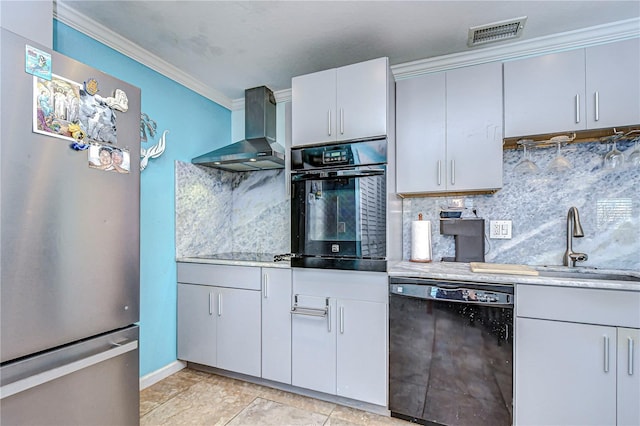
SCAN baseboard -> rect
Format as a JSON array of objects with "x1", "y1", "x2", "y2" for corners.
[{"x1": 139, "y1": 360, "x2": 187, "y2": 390}]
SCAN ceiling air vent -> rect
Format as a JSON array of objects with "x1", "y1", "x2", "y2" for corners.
[{"x1": 468, "y1": 16, "x2": 527, "y2": 47}]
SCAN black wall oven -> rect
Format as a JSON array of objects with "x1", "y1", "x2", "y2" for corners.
[
  {"x1": 389, "y1": 277, "x2": 514, "y2": 426},
  {"x1": 291, "y1": 139, "x2": 387, "y2": 272}
]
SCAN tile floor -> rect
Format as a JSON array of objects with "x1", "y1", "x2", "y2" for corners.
[{"x1": 140, "y1": 368, "x2": 409, "y2": 426}]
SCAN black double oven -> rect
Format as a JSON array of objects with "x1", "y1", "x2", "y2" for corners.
[{"x1": 290, "y1": 138, "x2": 387, "y2": 272}]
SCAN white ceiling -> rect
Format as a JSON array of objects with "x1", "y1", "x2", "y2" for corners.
[{"x1": 57, "y1": 1, "x2": 639, "y2": 107}]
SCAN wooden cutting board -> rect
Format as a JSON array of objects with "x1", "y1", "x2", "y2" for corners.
[{"x1": 470, "y1": 262, "x2": 539, "y2": 276}]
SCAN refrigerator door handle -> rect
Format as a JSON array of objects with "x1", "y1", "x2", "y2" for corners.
[{"x1": 0, "y1": 340, "x2": 138, "y2": 400}]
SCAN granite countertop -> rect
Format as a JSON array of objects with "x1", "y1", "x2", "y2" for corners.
[
  {"x1": 177, "y1": 252, "x2": 291, "y2": 269},
  {"x1": 389, "y1": 261, "x2": 640, "y2": 292}
]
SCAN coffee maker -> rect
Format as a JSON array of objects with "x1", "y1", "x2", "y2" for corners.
[{"x1": 440, "y1": 218, "x2": 485, "y2": 262}]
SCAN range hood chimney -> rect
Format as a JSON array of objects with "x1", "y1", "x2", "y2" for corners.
[{"x1": 192, "y1": 86, "x2": 284, "y2": 171}]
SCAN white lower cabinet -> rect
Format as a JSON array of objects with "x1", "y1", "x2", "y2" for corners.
[
  {"x1": 291, "y1": 294, "x2": 337, "y2": 395},
  {"x1": 515, "y1": 317, "x2": 616, "y2": 426},
  {"x1": 177, "y1": 263, "x2": 262, "y2": 377},
  {"x1": 515, "y1": 284, "x2": 640, "y2": 426},
  {"x1": 261, "y1": 268, "x2": 292, "y2": 384},
  {"x1": 215, "y1": 286, "x2": 261, "y2": 376},
  {"x1": 291, "y1": 269, "x2": 388, "y2": 406},
  {"x1": 177, "y1": 282, "x2": 218, "y2": 367},
  {"x1": 336, "y1": 298, "x2": 387, "y2": 404},
  {"x1": 617, "y1": 327, "x2": 640, "y2": 426},
  {"x1": 177, "y1": 263, "x2": 388, "y2": 406}
]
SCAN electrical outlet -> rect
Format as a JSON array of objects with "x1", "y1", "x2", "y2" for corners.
[{"x1": 490, "y1": 220, "x2": 512, "y2": 239}]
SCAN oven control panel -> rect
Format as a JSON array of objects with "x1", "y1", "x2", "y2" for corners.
[
  {"x1": 322, "y1": 149, "x2": 348, "y2": 164},
  {"x1": 291, "y1": 138, "x2": 387, "y2": 170}
]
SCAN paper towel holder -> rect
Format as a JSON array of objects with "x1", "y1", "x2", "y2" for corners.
[{"x1": 410, "y1": 213, "x2": 433, "y2": 263}]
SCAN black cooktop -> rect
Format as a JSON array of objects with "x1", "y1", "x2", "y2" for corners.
[{"x1": 191, "y1": 252, "x2": 290, "y2": 263}]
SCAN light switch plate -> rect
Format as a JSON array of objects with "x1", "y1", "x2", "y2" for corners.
[{"x1": 490, "y1": 220, "x2": 512, "y2": 239}]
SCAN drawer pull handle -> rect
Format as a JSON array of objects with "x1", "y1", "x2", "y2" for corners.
[
  {"x1": 450, "y1": 159, "x2": 455, "y2": 186},
  {"x1": 604, "y1": 335, "x2": 610, "y2": 373},
  {"x1": 629, "y1": 337, "x2": 635, "y2": 376},
  {"x1": 263, "y1": 273, "x2": 268, "y2": 298},
  {"x1": 290, "y1": 306, "x2": 327, "y2": 317},
  {"x1": 0, "y1": 340, "x2": 138, "y2": 399}
]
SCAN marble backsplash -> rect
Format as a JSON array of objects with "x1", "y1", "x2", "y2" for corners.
[
  {"x1": 176, "y1": 139, "x2": 638, "y2": 271},
  {"x1": 175, "y1": 161, "x2": 289, "y2": 257},
  {"x1": 403, "y1": 140, "x2": 640, "y2": 270}
]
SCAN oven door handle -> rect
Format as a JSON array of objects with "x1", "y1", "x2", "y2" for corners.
[{"x1": 291, "y1": 169, "x2": 385, "y2": 181}]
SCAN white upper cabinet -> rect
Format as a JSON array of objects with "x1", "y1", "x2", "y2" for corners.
[
  {"x1": 336, "y1": 58, "x2": 389, "y2": 142},
  {"x1": 446, "y1": 63, "x2": 503, "y2": 192},
  {"x1": 396, "y1": 62, "x2": 503, "y2": 194},
  {"x1": 585, "y1": 38, "x2": 640, "y2": 129},
  {"x1": 504, "y1": 38, "x2": 640, "y2": 137},
  {"x1": 504, "y1": 49, "x2": 586, "y2": 137},
  {"x1": 291, "y1": 69, "x2": 337, "y2": 147},
  {"x1": 396, "y1": 72, "x2": 446, "y2": 193},
  {"x1": 292, "y1": 57, "x2": 390, "y2": 147}
]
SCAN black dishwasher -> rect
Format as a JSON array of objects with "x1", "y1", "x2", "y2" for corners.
[{"x1": 389, "y1": 277, "x2": 514, "y2": 426}]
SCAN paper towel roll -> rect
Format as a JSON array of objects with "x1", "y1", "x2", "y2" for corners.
[{"x1": 411, "y1": 220, "x2": 432, "y2": 262}]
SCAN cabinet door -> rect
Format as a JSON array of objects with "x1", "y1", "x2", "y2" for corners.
[
  {"x1": 586, "y1": 38, "x2": 640, "y2": 129},
  {"x1": 504, "y1": 49, "x2": 586, "y2": 137},
  {"x1": 292, "y1": 68, "x2": 336, "y2": 147},
  {"x1": 515, "y1": 318, "x2": 616, "y2": 426},
  {"x1": 336, "y1": 299, "x2": 387, "y2": 406},
  {"x1": 618, "y1": 327, "x2": 640, "y2": 426},
  {"x1": 177, "y1": 283, "x2": 216, "y2": 366},
  {"x1": 261, "y1": 268, "x2": 292, "y2": 384},
  {"x1": 447, "y1": 62, "x2": 503, "y2": 191},
  {"x1": 396, "y1": 72, "x2": 446, "y2": 193},
  {"x1": 216, "y1": 287, "x2": 261, "y2": 377},
  {"x1": 336, "y1": 57, "x2": 388, "y2": 142},
  {"x1": 291, "y1": 295, "x2": 337, "y2": 394}
]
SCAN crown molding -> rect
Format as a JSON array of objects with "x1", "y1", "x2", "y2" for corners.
[
  {"x1": 392, "y1": 18, "x2": 640, "y2": 80},
  {"x1": 53, "y1": 0, "x2": 233, "y2": 110}
]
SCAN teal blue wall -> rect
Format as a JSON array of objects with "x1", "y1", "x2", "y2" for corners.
[{"x1": 53, "y1": 21, "x2": 231, "y2": 376}]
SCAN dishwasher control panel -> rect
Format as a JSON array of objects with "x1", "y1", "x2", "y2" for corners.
[{"x1": 390, "y1": 280, "x2": 513, "y2": 306}]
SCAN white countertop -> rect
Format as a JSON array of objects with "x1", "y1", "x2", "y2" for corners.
[
  {"x1": 176, "y1": 257, "x2": 639, "y2": 291},
  {"x1": 389, "y1": 261, "x2": 640, "y2": 292},
  {"x1": 177, "y1": 257, "x2": 291, "y2": 269}
]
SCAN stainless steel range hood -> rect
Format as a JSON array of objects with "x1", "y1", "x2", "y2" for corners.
[{"x1": 192, "y1": 86, "x2": 284, "y2": 171}]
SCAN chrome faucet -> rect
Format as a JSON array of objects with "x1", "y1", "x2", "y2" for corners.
[{"x1": 563, "y1": 206, "x2": 588, "y2": 267}]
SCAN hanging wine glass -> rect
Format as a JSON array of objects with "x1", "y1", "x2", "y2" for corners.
[
  {"x1": 627, "y1": 137, "x2": 640, "y2": 167},
  {"x1": 603, "y1": 134, "x2": 624, "y2": 170},
  {"x1": 513, "y1": 139, "x2": 540, "y2": 174},
  {"x1": 547, "y1": 135, "x2": 573, "y2": 173}
]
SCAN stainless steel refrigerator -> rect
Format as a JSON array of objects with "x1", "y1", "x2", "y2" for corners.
[{"x1": 0, "y1": 28, "x2": 141, "y2": 425}]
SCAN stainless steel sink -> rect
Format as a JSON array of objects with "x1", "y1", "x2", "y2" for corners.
[{"x1": 536, "y1": 266, "x2": 640, "y2": 282}]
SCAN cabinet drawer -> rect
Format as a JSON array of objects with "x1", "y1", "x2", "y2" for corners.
[
  {"x1": 292, "y1": 268, "x2": 387, "y2": 303},
  {"x1": 177, "y1": 262, "x2": 261, "y2": 290},
  {"x1": 517, "y1": 284, "x2": 640, "y2": 328}
]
